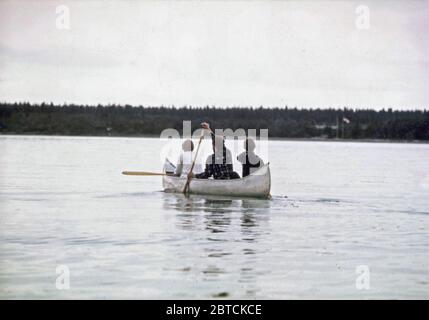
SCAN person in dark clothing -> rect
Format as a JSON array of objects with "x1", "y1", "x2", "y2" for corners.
[
  {"x1": 188, "y1": 122, "x2": 240, "y2": 180},
  {"x1": 237, "y1": 138, "x2": 264, "y2": 177}
]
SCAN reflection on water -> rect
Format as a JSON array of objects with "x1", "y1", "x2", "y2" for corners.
[
  {"x1": 162, "y1": 193, "x2": 272, "y2": 298},
  {"x1": 164, "y1": 194, "x2": 271, "y2": 233}
]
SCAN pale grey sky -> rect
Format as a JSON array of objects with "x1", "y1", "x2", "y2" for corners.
[{"x1": 0, "y1": 0, "x2": 428, "y2": 109}]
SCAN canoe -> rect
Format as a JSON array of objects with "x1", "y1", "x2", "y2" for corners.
[{"x1": 162, "y1": 159, "x2": 271, "y2": 198}]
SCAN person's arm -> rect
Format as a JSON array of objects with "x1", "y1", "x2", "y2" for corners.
[
  {"x1": 201, "y1": 122, "x2": 213, "y2": 134},
  {"x1": 201, "y1": 122, "x2": 219, "y2": 150},
  {"x1": 174, "y1": 154, "x2": 183, "y2": 176},
  {"x1": 195, "y1": 166, "x2": 209, "y2": 179},
  {"x1": 237, "y1": 152, "x2": 246, "y2": 164},
  {"x1": 195, "y1": 156, "x2": 213, "y2": 179},
  {"x1": 252, "y1": 153, "x2": 264, "y2": 166}
]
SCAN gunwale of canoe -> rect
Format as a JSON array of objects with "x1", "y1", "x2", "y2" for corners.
[{"x1": 162, "y1": 161, "x2": 271, "y2": 198}]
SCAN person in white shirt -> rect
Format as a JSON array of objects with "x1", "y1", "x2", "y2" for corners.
[{"x1": 174, "y1": 139, "x2": 203, "y2": 177}]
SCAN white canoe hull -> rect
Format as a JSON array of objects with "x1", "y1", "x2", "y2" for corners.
[{"x1": 162, "y1": 163, "x2": 271, "y2": 198}]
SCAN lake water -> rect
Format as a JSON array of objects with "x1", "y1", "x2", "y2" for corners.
[{"x1": 0, "y1": 135, "x2": 428, "y2": 299}]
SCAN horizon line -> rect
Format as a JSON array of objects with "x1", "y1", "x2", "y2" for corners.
[{"x1": 1, "y1": 101, "x2": 428, "y2": 113}]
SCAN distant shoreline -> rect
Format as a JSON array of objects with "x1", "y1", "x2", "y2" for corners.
[
  {"x1": 1, "y1": 132, "x2": 428, "y2": 144},
  {"x1": 2, "y1": 103, "x2": 428, "y2": 141}
]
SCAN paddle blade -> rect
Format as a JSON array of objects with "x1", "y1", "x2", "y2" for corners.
[{"x1": 122, "y1": 171, "x2": 167, "y2": 176}]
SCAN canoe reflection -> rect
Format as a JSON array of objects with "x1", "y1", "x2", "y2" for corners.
[
  {"x1": 162, "y1": 194, "x2": 271, "y2": 236},
  {"x1": 162, "y1": 193, "x2": 272, "y2": 297}
]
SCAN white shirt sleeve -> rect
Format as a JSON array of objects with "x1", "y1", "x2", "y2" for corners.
[{"x1": 174, "y1": 154, "x2": 183, "y2": 175}]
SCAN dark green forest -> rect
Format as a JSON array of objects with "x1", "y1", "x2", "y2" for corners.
[{"x1": 0, "y1": 102, "x2": 428, "y2": 140}]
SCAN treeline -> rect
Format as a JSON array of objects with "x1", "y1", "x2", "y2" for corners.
[{"x1": 0, "y1": 102, "x2": 428, "y2": 140}]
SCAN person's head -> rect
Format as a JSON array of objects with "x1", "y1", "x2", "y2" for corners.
[
  {"x1": 213, "y1": 135, "x2": 225, "y2": 153},
  {"x1": 245, "y1": 138, "x2": 256, "y2": 152},
  {"x1": 182, "y1": 139, "x2": 194, "y2": 152}
]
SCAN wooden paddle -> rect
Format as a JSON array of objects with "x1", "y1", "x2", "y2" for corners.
[
  {"x1": 122, "y1": 171, "x2": 168, "y2": 176},
  {"x1": 183, "y1": 130, "x2": 205, "y2": 195}
]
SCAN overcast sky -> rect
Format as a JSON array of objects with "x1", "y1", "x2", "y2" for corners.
[{"x1": 0, "y1": 0, "x2": 428, "y2": 109}]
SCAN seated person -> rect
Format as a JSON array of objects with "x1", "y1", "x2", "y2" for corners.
[
  {"x1": 189, "y1": 122, "x2": 240, "y2": 180},
  {"x1": 174, "y1": 139, "x2": 203, "y2": 177},
  {"x1": 237, "y1": 138, "x2": 264, "y2": 177}
]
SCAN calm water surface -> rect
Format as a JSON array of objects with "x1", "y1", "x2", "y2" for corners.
[{"x1": 0, "y1": 135, "x2": 428, "y2": 299}]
